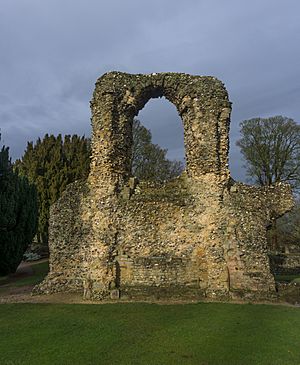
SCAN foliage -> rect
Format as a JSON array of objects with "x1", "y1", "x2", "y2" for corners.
[
  {"x1": 237, "y1": 116, "x2": 300, "y2": 189},
  {"x1": 15, "y1": 134, "x2": 90, "y2": 245},
  {"x1": 0, "y1": 137, "x2": 38, "y2": 275},
  {"x1": 132, "y1": 119, "x2": 184, "y2": 182},
  {"x1": 0, "y1": 303, "x2": 300, "y2": 364}
]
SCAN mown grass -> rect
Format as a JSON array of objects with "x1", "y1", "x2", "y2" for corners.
[
  {"x1": 12, "y1": 261, "x2": 49, "y2": 287},
  {"x1": 274, "y1": 274, "x2": 300, "y2": 283},
  {"x1": 0, "y1": 302, "x2": 300, "y2": 365},
  {"x1": 0, "y1": 261, "x2": 49, "y2": 295}
]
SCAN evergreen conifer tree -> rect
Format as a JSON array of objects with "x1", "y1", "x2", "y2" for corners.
[
  {"x1": 15, "y1": 134, "x2": 90, "y2": 245},
  {"x1": 0, "y1": 136, "x2": 38, "y2": 275}
]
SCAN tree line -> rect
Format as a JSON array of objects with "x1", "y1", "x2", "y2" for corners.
[{"x1": 1, "y1": 115, "x2": 299, "y2": 275}]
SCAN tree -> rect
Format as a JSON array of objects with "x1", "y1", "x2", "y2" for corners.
[
  {"x1": 132, "y1": 119, "x2": 184, "y2": 182},
  {"x1": 15, "y1": 134, "x2": 90, "y2": 245},
  {"x1": 237, "y1": 116, "x2": 300, "y2": 189},
  {"x1": 237, "y1": 116, "x2": 300, "y2": 251},
  {"x1": 0, "y1": 136, "x2": 38, "y2": 275}
]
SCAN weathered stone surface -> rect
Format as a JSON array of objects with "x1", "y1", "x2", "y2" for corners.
[{"x1": 33, "y1": 72, "x2": 294, "y2": 301}]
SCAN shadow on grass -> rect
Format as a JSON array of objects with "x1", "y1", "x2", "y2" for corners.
[
  {"x1": 0, "y1": 261, "x2": 49, "y2": 295},
  {"x1": 13, "y1": 261, "x2": 49, "y2": 287},
  {"x1": 275, "y1": 274, "x2": 300, "y2": 283}
]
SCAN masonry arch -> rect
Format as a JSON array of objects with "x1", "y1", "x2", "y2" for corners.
[
  {"x1": 36, "y1": 71, "x2": 295, "y2": 302},
  {"x1": 89, "y1": 72, "x2": 231, "y2": 192}
]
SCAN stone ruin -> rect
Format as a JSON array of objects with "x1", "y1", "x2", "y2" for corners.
[{"x1": 34, "y1": 72, "x2": 294, "y2": 301}]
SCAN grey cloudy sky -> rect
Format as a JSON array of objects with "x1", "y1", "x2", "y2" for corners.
[{"x1": 1, "y1": 0, "x2": 299, "y2": 181}]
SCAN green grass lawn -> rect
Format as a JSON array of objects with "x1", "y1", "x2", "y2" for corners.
[
  {"x1": 275, "y1": 274, "x2": 300, "y2": 283},
  {"x1": 0, "y1": 261, "x2": 49, "y2": 295},
  {"x1": 1, "y1": 264, "x2": 299, "y2": 364},
  {"x1": 12, "y1": 261, "x2": 49, "y2": 287},
  {"x1": 0, "y1": 302, "x2": 300, "y2": 365}
]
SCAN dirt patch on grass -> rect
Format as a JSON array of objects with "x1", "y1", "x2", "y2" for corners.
[
  {"x1": 0, "y1": 291, "x2": 81, "y2": 304},
  {"x1": 1, "y1": 289, "x2": 299, "y2": 308}
]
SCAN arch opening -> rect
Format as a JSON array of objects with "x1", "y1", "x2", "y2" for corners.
[{"x1": 132, "y1": 96, "x2": 185, "y2": 183}]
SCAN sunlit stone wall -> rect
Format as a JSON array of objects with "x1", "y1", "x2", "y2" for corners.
[{"x1": 34, "y1": 72, "x2": 294, "y2": 301}]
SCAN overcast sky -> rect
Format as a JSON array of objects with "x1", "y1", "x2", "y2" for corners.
[{"x1": 1, "y1": 0, "x2": 299, "y2": 181}]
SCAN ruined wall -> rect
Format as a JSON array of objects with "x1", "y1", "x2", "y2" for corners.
[{"x1": 34, "y1": 72, "x2": 294, "y2": 301}]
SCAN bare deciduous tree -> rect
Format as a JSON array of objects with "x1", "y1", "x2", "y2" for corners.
[
  {"x1": 132, "y1": 119, "x2": 184, "y2": 182},
  {"x1": 237, "y1": 116, "x2": 300, "y2": 251},
  {"x1": 237, "y1": 115, "x2": 300, "y2": 190}
]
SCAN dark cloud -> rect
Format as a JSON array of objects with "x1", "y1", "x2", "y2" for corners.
[{"x1": 1, "y1": 0, "x2": 299, "y2": 182}]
